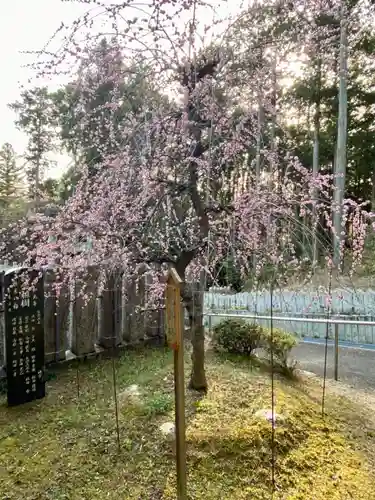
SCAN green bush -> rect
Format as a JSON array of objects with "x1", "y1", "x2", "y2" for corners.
[
  {"x1": 261, "y1": 328, "x2": 297, "y2": 368},
  {"x1": 212, "y1": 319, "x2": 263, "y2": 355},
  {"x1": 142, "y1": 392, "x2": 173, "y2": 418},
  {"x1": 212, "y1": 319, "x2": 298, "y2": 370}
]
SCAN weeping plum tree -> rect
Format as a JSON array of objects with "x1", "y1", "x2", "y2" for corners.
[
  {"x1": 4, "y1": 0, "x2": 374, "y2": 391},
  {"x1": 10, "y1": 56, "x2": 371, "y2": 391}
]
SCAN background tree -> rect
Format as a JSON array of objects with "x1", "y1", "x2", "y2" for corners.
[
  {"x1": 57, "y1": 166, "x2": 82, "y2": 202},
  {"x1": 9, "y1": 87, "x2": 56, "y2": 206},
  {"x1": 51, "y1": 38, "x2": 165, "y2": 177},
  {"x1": 40, "y1": 178, "x2": 59, "y2": 201},
  {"x1": 0, "y1": 143, "x2": 28, "y2": 228},
  {"x1": 234, "y1": 0, "x2": 375, "y2": 264},
  {"x1": 0, "y1": 143, "x2": 24, "y2": 206}
]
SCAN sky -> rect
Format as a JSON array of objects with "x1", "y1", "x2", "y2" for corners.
[
  {"x1": 0, "y1": 0, "x2": 249, "y2": 179},
  {"x1": 0, "y1": 0, "x2": 88, "y2": 178}
]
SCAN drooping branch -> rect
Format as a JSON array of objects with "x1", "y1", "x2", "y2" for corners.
[{"x1": 179, "y1": 55, "x2": 220, "y2": 90}]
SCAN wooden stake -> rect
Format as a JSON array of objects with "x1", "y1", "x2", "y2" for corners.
[
  {"x1": 334, "y1": 323, "x2": 339, "y2": 381},
  {"x1": 166, "y1": 267, "x2": 187, "y2": 499},
  {"x1": 174, "y1": 324, "x2": 187, "y2": 499}
]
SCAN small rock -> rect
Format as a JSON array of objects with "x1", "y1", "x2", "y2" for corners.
[
  {"x1": 118, "y1": 384, "x2": 142, "y2": 404},
  {"x1": 159, "y1": 421, "x2": 175, "y2": 439},
  {"x1": 65, "y1": 350, "x2": 76, "y2": 361},
  {"x1": 252, "y1": 348, "x2": 269, "y2": 359},
  {"x1": 124, "y1": 384, "x2": 141, "y2": 396},
  {"x1": 297, "y1": 370, "x2": 316, "y2": 379},
  {"x1": 2, "y1": 437, "x2": 17, "y2": 447},
  {"x1": 254, "y1": 409, "x2": 285, "y2": 424}
]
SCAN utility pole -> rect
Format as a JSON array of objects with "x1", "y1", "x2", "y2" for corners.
[{"x1": 333, "y1": 0, "x2": 348, "y2": 269}]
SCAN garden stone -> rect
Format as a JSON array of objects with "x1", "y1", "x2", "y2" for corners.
[
  {"x1": 255, "y1": 408, "x2": 285, "y2": 424},
  {"x1": 65, "y1": 350, "x2": 76, "y2": 361},
  {"x1": 119, "y1": 384, "x2": 142, "y2": 404},
  {"x1": 123, "y1": 384, "x2": 141, "y2": 395},
  {"x1": 296, "y1": 369, "x2": 316, "y2": 379},
  {"x1": 159, "y1": 421, "x2": 175, "y2": 440}
]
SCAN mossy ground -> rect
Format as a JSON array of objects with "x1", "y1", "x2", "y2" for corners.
[{"x1": 0, "y1": 347, "x2": 374, "y2": 499}]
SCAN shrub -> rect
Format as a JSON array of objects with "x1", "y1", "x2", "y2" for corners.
[
  {"x1": 212, "y1": 319, "x2": 263, "y2": 355},
  {"x1": 261, "y1": 328, "x2": 297, "y2": 368}
]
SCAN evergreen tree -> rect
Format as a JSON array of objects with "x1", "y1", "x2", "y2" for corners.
[
  {"x1": 0, "y1": 143, "x2": 24, "y2": 206},
  {"x1": 40, "y1": 178, "x2": 59, "y2": 201},
  {"x1": 57, "y1": 166, "x2": 81, "y2": 202},
  {"x1": 9, "y1": 87, "x2": 56, "y2": 204}
]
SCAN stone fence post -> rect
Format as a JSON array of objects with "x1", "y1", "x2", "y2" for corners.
[
  {"x1": 123, "y1": 277, "x2": 139, "y2": 343},
  {"x1": 44, "y1": 269, "x2": 68, "y2": 363},
  {"x1": 143, "y1": 273, "x2": 165, "y2": 346},
  {"x1": 98, "y1": 271, "x2": 122, "y2": 349},
  {"x1": 71, "y1": 266, "x2": 99, "y2": 356}
]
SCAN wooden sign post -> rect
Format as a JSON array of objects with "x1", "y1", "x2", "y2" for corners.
[{"x1": 165, "y1": 267, "x2": 187, "y2": 499}]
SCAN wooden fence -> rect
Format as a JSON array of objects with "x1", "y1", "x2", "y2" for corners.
[{"x1": 0, "y1": 268, "x2": 165, "y2": 370}]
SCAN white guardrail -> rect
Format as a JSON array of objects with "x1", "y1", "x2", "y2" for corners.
[
  {"x1": 205, "y1": 312, "x2": 375, "y2": 381},
  {"x1": 205, "y1": 312, "x2": 375, "y2": 327}
]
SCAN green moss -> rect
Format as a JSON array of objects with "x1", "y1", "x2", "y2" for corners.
[
  {"x1": 0, "y1": 347, "x2": 373, "y2": 499},
  {"x1": 164, "y1": 357, "x2": 374, "y2": 499}
]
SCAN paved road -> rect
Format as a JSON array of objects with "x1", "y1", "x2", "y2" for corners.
[{"x1": 292, "y1": 341, "x2": 375, "y2": 392}]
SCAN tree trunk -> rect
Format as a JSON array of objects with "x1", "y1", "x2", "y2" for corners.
[
  {"x1": 333, "y1": 1, "x2": 348, "y2": 269},
  {"x1": 270, "y1": 48, "x2": 277, "y2": 182},
  {"x1": 312, "y1": 51, "x2": 321, "y2": 264},
  {"x1": 183, "y1": 282, "x2": 207, "y2": 392},
  {"x1": 178, "y1": 58, "x2": 217, "y2": 393},
  {"x1": 255, "y1": 91, "x2": 264, "y2": 185}
]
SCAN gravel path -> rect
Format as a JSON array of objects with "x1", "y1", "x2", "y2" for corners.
[{"x1": 292, "y1": 341, "x2": 375, "y2": 393}]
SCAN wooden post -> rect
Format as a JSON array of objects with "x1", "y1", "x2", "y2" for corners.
[
  {"x1": 165, "y1": 267, "x2": 187, "y2": 500},
  {"x1": 334, "y1": 323, "x2": 339, "y2": 381}
]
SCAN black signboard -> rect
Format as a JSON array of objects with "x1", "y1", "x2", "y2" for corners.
[{"x1": 4, "y1": 268, "x2": 45, "y2": 406}]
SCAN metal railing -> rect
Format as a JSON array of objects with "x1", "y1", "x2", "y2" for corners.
[
  {"x1": 205, "y1": 311, "x2": 375, "y2": 327},
  {"x1": 205, "y1": 312, "x2": 375, "y2": 381}
]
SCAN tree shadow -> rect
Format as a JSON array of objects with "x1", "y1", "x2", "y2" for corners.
[{"x1": 184, "y1": 411, "x2": 312, "y2": 497}]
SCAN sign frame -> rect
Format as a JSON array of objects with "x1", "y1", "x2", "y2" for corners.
[{"x1": 4, "y1": 267, "x2": 45, "y2": 407}]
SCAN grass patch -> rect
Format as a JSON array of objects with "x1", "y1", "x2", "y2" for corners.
[
  {"x1": 142, "y1": 391, "x2": 174, "y2": 418},
  {"x1": 0, "y1": 347, "x2": 373, "y2": 499}
]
